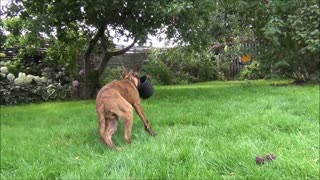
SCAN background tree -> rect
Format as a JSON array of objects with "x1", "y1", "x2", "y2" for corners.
[
  {"x1": 217, "y1": 0, "x2": 320, "y2": 81},
  {"x1": 2, "y1": 0, "x2": 216, "y2": 98},
  {"x1": 154, "y1": 0, "x2": 320, "y2": 82},
  {"x1": 2, "y1": 0, "x2": 318, "y2": 98}
]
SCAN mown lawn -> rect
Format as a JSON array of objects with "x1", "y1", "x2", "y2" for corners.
[{"x1": 1, "y1": 80, "x2": 319, "y2": 179}]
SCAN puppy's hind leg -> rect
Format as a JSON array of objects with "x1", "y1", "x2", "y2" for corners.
[
  {"x1": 97, "y1": 109, "x2": 107, "y2": 143},
  {"x1": 105, "y1": 116, "x2": 118, "y2": 150}
]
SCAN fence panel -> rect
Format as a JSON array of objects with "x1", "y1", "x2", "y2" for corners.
[{"x1": 224, "y1": 40, "x2": 259, "y2": 79}]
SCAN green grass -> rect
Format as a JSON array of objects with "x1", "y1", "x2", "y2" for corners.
[{"x1": 1, "y1": 80, "x2": 319, "y2": 179}]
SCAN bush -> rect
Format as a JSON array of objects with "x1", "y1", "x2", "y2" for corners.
[
  {"x1": 197, "y1": 56, "x2": 220, "y2": 81},
  {"x1": 0, "y1": 81, "x2": 39, "y2": 105},
  {"x1": 0, "y1": 81, "x2": 71, "y2": 105},
  {"x1": 0, "y1": 68, "x2": 71, "y2": 105},
  {"x1": 143, "y1": 60, "x2": 175, "y2": 85},
  {"x1": 34, "y1": 83, "x2": 70, "y2": 101},
  {"x1": 239, "y1": 61, "x2": 264, "y2": 80},
  {"x1": 99, "y1": 67, "x2": 122, "y2": 85},
  {"x1": 143, "y1": 47, "x2": 225, "y2": 85},
  {"x1": 259, "y1": 1, "x2": 320, "y2": 82}
]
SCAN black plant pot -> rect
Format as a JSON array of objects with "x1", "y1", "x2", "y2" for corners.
[{"x1": 139, "y1": 76, "x2": 154, "y2": 99}]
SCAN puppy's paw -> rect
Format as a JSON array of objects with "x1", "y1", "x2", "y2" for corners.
[
  {"x1": 145, "y1": 126, "x2": 156, "y2": 137},
  {"x1": 125, "y1": 138, "x2": 132, "y2": 144},
  {"x1": 149, "y1": 130, "x2": 157, "y2": 137},
  {"x1": 109, "y1": 146, "x2": 122, "y2": 151},
  {"x1": 115, "y1": 147, "x2": 124, "y2": 151}
]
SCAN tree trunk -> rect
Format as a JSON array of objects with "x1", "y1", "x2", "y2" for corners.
[
  {"x1": 81, "y1": 25, "x2": 105, "y2": 99},
  {"x1": 81, "y1": 31, "x2": 137, "y2": 99}
]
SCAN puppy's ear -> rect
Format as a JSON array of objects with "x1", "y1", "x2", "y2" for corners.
[
  {"x1": 122, "y1": 65, "x2": 128, "y2": 78},
  {"x1": 133, "y1": 64, "x2": 141, "y2": 73},
  {"x1": 133, "y1": 71, "x2": 139, "y2": 77},
  {"x1": 146, "y1": 74, "x2": 151, "y2": 80},
  {"x1": 122, "y1": 65, "x2": 127, "y2": 72}
]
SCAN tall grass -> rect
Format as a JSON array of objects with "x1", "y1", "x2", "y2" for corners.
[{"x1": 1, "y1": 80, "x2": 319, "y2": 179}]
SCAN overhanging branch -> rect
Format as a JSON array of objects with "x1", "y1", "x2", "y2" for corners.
[
  {"x1": 109, "y1": 38, "x2": 137, "y2": 57},
  {"x1": 84, "y1": 25, "x2": 106, "y2": 60},
  {"x1": 96, "y1": 37, "x2": 137, "y2": 74}
]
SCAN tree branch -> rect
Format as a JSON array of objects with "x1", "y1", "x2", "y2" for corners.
[
  {"x1": 95, "y1": 37, "x2": 137, "y2": 74},
  {"x1": 109, "y1": 38, "x2": 137, "y2": 57},
  {"x1": 84, "y1": 25, "x2": 106, "y2": 61},
  {"x1": 95, "y1": 35, "x2": 111, "y2": 74},
  {"x1": 100, "y1": 34, "x2": 108, "y2": 55},
  {"x1": 96, "y1": 52, "x2": 112, "y2": 75}
]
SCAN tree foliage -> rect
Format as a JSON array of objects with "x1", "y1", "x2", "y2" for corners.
[
  {"x1": 259, "y1": 0, "x2": 320, "y2": 81},
  {"x1": 1, "y1": 0, "x2": 319, "y2": 93},
  {"x1": 2, "y1": 0, "x2": 218, "y2": 98},
  {"x1": 153, "y1": 0, "x2": 320, "y2": 82}
]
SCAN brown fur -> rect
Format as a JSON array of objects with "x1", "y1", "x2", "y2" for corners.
[{"x1": 95, "y1": 67, "x2": 155, "y2": 150}]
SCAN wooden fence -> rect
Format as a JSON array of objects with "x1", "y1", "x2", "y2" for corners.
[
  {"x1": 221, "y1": 40, "x2": 260, "y2": 79},
  {"x1": 1, "y1": 41, "x2": 259, "y2": 80},
  {"x1": 77, "y1": 45, "x2": 151, "y2": 70}
]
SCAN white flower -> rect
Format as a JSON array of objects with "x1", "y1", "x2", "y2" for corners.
[
  {"x1": 79, "y1": 70, "x2": 84, "y2": 76},
  {"x1": 7, "y1": 73, "x2": 15, "y2": 81},
  {"x1": 25, "y1": 75, "x2": 34, "y2": 83},
  {"x1": 14, "y1": 78, "x2": 23, "y2": 85},
  {"x1": 224, "y1": 45, "x2": 229, "y2": 52},
  {"x1": 18, "y1": 72, "x2": 26, "y2": 79},
  {"x1": 0, "y1": 73, "x2": 5, "y2": 77},
  {"x1": 40, "y1": 77, "x2": 47, "y2": 83},
  {"x1": 0, "y1": 67, "x2": 8, "y2": 74},
  {"x1": 34, "y1": 76, "x2": 41, "y2": 82},
  {"x1": 17, "y1": 72, "x2": 27, "y2": 83},
  {"x1": 72, "y1": 80, "x2": 79, "y2": 87},
  {"x1": 13, "y1": 73, "x2": 36, "y2": 84},
  {"x1": 41, "y1": 72, "x2": 47, "y2": 77},
  {"x1": 47, "y1": 84, "x2": 54, "y2": 88},
  {"x1": 4, "y1": 61, "x2": 11, "y2": 66}
]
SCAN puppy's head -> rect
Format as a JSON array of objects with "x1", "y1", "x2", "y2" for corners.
[{"x1": 122, "y1": 66, "x2": 140, "y2": 87}]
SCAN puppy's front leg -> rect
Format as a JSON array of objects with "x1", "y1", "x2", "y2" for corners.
[
  {"x1": 123, "y1": 112, "x2": 133, "y2": 144},
  {"x1": 133, "y1": 102, "x2": 156, "y2": 136}
]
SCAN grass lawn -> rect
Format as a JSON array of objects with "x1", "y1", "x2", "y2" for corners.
[{"x1": 1, "y1": 80, "x2": 319, "y2": 179}]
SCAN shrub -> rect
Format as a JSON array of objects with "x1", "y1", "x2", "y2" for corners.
[
  {"x1": 143, "y1": 60, "x2": 175, "y2": 85},
  {"x1": 143, "y1": 47, "x2": 225, "y2": 85},
  {"x1": 239, "y1": 61, "x2": 264, "y2": 80},
  {"x1": 260, "y1": 1, "x2": 320, "y2": 82},
  {"x1": 0, "y1": 80, "x2": 39, "y2": 105},
  {"x1": 34, "y1": 83, "x2": 71, "y2": 101},
  {"x1": 197, "y1": 56, "x2": 220, "y2": 81},
  {"x1": 99, "y1": 67, "x2": 122, "y2": 85},
  {"x1": 0, "y1": 67, "x2": 71, "y2": 105}
]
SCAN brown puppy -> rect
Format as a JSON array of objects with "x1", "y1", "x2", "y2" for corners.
[{"x1": 95, "y1": 66, "x2": 156, "y2": 150}]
